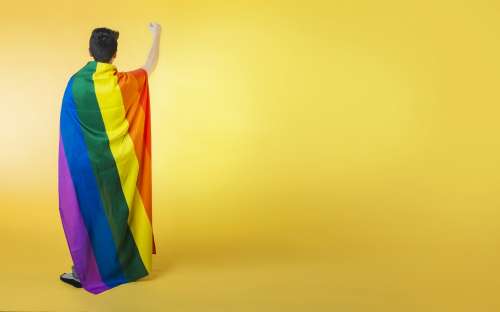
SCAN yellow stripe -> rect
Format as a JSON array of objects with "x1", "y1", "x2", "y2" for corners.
[{"x1": 93, "y1": 63, "x2": 152, "y2": 273}]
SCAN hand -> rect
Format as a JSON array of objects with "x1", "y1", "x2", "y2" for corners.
[{"x1": 148, "y1": 22, "x2": 162, "y2": 36}]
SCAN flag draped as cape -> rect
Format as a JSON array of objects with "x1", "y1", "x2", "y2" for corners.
[{"x1": 58, "y1": 60, "x2": 156, "y2": 294}]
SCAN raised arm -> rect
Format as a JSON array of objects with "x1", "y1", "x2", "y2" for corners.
[{"x1": 142, "y1": 22, "x2": 162, "y2": 76}]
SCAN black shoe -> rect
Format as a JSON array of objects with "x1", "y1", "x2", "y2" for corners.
[{"x1": 60, "y1": 272, "x2": 82, "y2": 288}]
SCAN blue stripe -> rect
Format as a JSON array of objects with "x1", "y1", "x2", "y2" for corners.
[{"x1": 60, "y1": 76, "x2": 127, "y2": 287}]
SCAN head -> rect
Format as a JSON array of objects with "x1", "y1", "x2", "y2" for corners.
[{"x1": 89, "y1": 27, "x2": 119, "y2": 63}]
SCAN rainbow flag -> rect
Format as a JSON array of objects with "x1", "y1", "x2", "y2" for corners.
[{"x1": 58, "y1": 60, "x2": 156, "y2": 294}]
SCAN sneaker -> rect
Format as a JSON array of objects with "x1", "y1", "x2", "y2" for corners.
[{"x1": 60, "y1": 272, "x2": 82, "y2": 288}]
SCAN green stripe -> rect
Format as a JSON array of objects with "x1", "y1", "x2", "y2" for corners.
[{"x1": 71, "y1": 61, "x2": 148, "y2": 281}]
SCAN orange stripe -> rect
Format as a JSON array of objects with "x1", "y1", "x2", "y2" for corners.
[{"x1": 117, "y1": 69, "x2": 155, "y2": 253}]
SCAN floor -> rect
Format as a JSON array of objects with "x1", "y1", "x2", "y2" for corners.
[{"x1": 1, "y1": 232, "x2": 499, "y2": 311}]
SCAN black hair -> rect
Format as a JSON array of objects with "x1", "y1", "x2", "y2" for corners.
[{"x1": 89, "y1": 27, "x2": 119, "y2": 63}]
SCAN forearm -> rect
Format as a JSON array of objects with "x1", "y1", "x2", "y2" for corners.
[{"x1": 142, "y1": 27, "x2": 161, "y2": 75}]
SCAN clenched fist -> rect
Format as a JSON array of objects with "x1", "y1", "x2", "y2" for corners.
[{"x1": 148, "y1": 22, "x2": 162, "y2": 36}]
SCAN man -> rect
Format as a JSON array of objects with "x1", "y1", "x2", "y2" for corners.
[{"x1": 58, "y1": 22, "x2": 161, "y2": 294}]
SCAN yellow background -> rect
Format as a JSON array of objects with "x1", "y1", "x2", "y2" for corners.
[{"x1": 1, "y1": 0, "x2": 499, "y2": 310}]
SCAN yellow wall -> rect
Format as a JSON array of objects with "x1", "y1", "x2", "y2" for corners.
[{"x1": 1, "y1": 0, "x2": 500, "y2": 309}]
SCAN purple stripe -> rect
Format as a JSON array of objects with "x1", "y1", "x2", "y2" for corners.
[{"x1": 58, "y1": 134, "x2": 110, "y2": 294}]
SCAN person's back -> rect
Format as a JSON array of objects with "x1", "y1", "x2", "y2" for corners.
[{"x1": 58, "y1": 23, "x2": 161, "y2": 294}]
